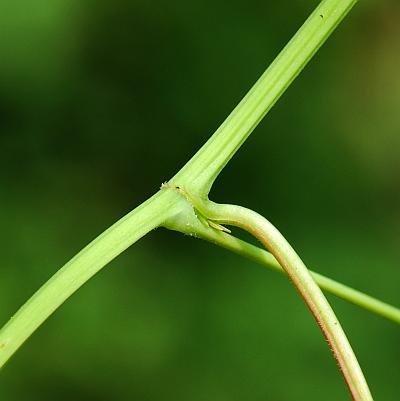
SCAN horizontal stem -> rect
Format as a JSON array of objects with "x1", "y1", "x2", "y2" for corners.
[
  {"x1": 163, "y1": 185, "x2": 400, "y2": 325},
  {"x1": 194, "y1": 227, "x2": 400, "y2": 325},
  {"x1": 312, "y1": 272, "x2": 400, "y2": 324}
]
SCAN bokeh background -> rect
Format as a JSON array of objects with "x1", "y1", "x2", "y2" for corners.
[{"x1": 0, "y1": 0, "x2": 399, "y2": 400}]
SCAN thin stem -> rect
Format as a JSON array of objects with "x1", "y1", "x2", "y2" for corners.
[
  {"x1": 172, "y1": 189, "x2": 373, "y2": 401},
  {"x1": 172, "y1": 0, "x2": 358, "y2": 196},
  {"x1": 0, "y1": 190, "x2": 182, "y2": 368},
  {"x1": 311, "y1": 273, "x2": 400, "y2": 325},
  {"x1": 164, "y1": 210, "x2": 400, "y2": 325}
]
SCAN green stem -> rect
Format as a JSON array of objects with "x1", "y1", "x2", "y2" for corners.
[
  {"x1": 2, "y1": 185, "x2": 399, "y2": 371},
  {"x1": 2, "y1": 0, "x2": 380, "y2": 381},
  {"x1": 172, "y1": 191, "x2": 373, "y2": 401},
  {"x1": 164, "y1": 206, "x2": 400, "y2": 325},
  {"x1": 310, "y1": 273, "x2": 400, "y2": 324},
  {"x1": 0, "y1": 190, "x2": 182, "y2": 368},
  {"x1": 173, "y1": 0, "x2": 358, "y2": 196}
]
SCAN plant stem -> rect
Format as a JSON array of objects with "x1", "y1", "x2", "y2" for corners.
[
  {"x1": 173, "y1": 0, "x2": 358, "y2": 196},
  {"x1": 0, "y1": 190, "x2": 182, "y2": 368},
  {"x1": 2, "y1": 186, "x2": 398, "y2": 371},
  {"x1": 164, "y1": 207, "x2": 400, "y2": 325},
  {"x1": 173, "y1": 191, "x2": 373, "y2": 401},
  {"x1": 1, "y1": 0, "x2": 378, "y2": 379}
]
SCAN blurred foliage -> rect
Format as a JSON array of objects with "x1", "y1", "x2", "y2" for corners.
[{"x1": 0, "y1": 0, "x2": 399, "y2": 400}]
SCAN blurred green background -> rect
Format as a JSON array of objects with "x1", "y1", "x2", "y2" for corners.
[{"x1": 0, "y1": 0, "x2": 399, "y2": 400}]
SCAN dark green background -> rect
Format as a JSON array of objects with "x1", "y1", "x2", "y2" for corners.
[{"x1": 0, "y1": 0, "x2": 399, "y2": 400}]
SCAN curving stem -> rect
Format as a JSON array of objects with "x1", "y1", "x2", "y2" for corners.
[{"x1": 178, "y1": 189, "x2": 373, "y2": 401}]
